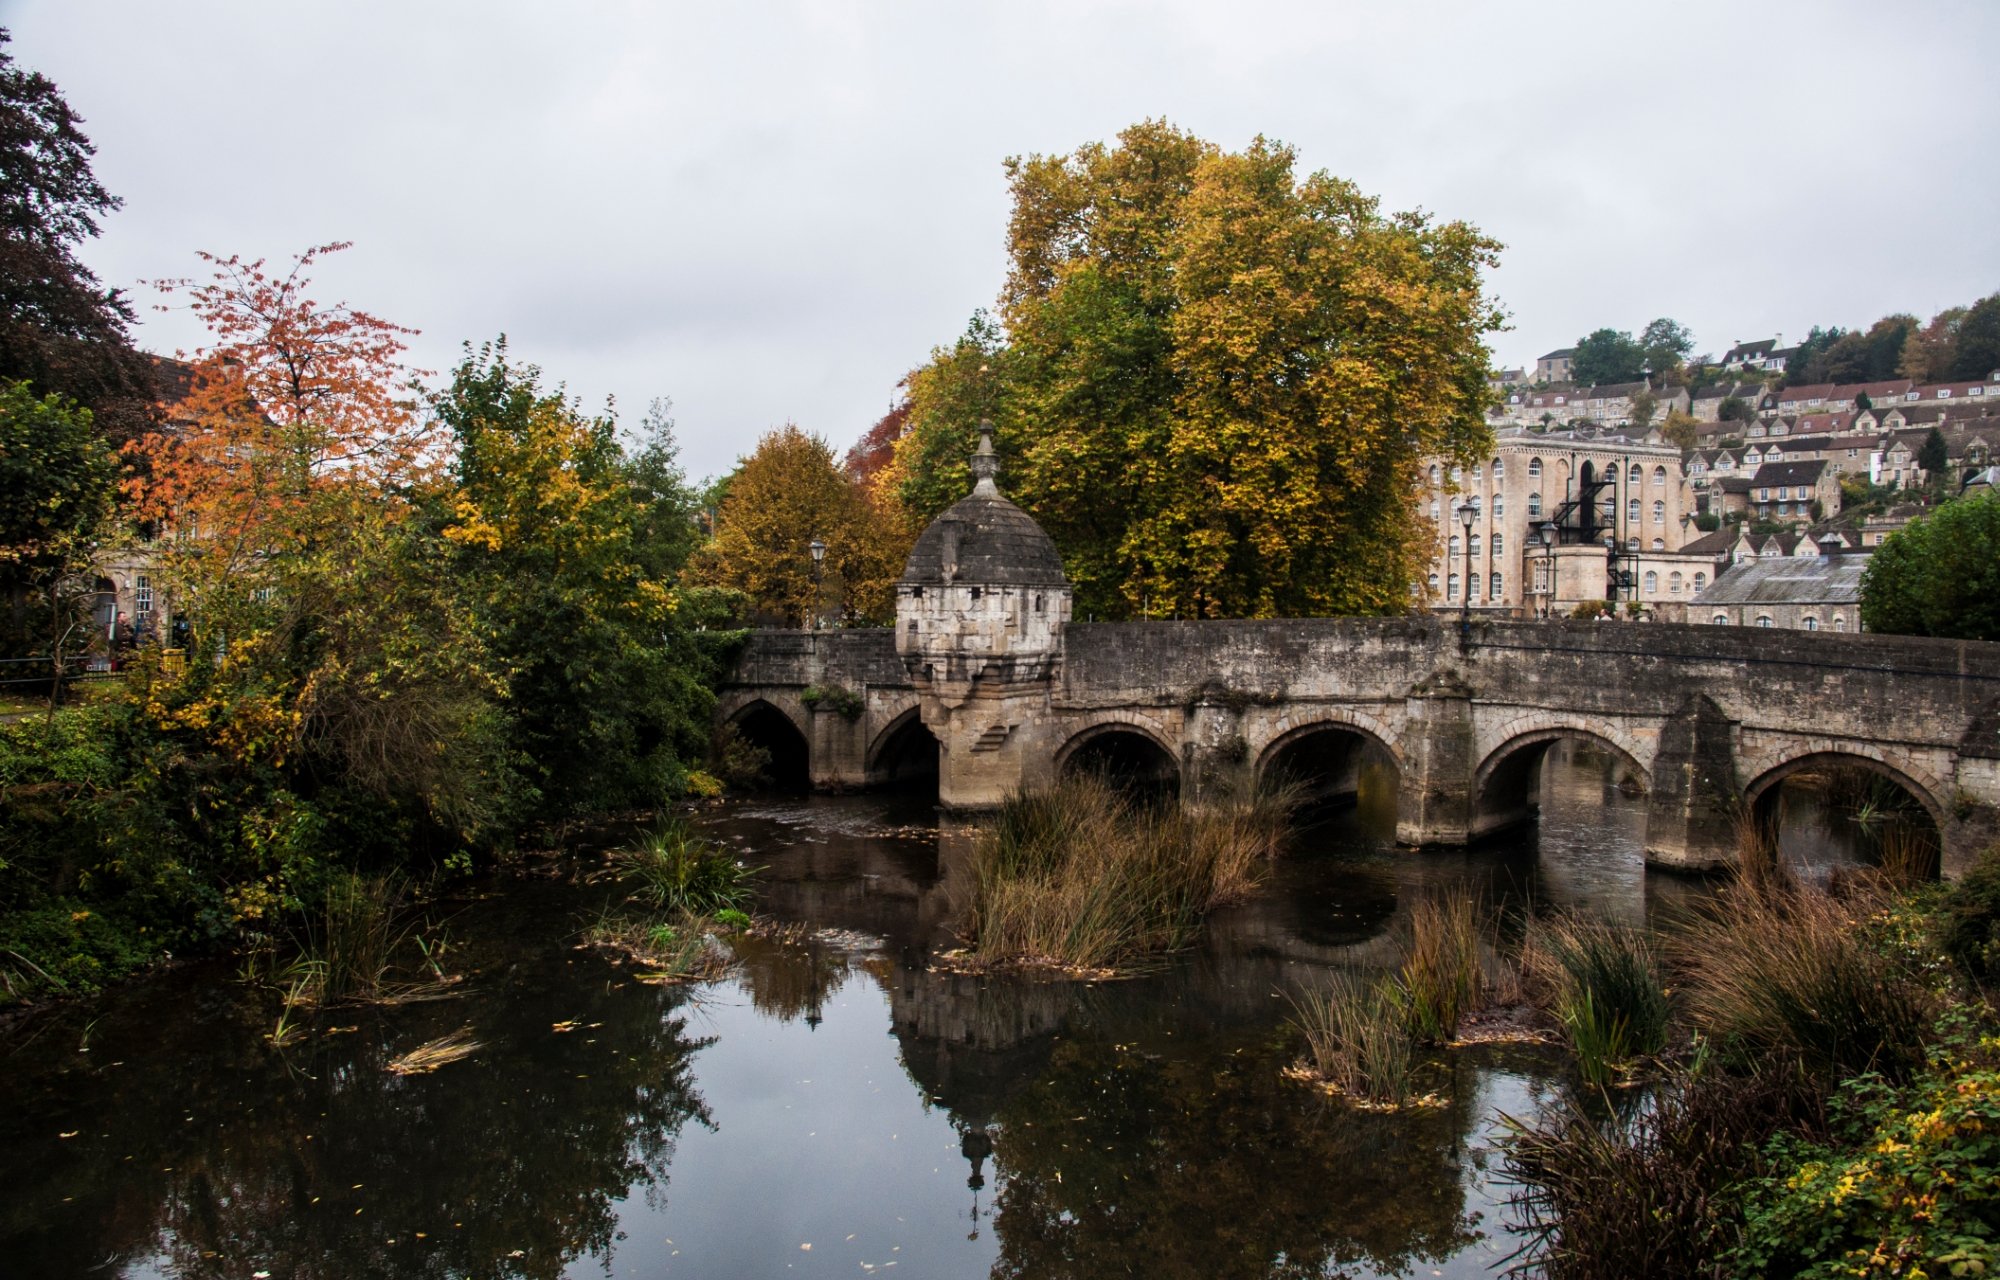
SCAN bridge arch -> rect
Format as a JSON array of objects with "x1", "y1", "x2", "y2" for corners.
[
  {"x1": 720, "y1": 695, "x2": 811, "y2": 791},
  {"x1": 1256, "y1": 715, "x2": 1403, "y2": 803},
  {"x1": 864, "y1": 704, "x2": 940, "y2": 792},
  {"x1": 1471, "y1": 726, "x2": 1650, "y2": 839},
  {"x1": 1742, "y1": 748, "x2": 1950, "y2": 831},
  {"x1": 1056, "y1": 718, "x2": 1181, "y2": 798}
]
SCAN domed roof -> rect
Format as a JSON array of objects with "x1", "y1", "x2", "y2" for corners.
[{"x1": 899, "y1": 423, "x2": 1068, "y2": 588}]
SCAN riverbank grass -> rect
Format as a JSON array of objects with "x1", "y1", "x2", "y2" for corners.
[
  {"x1": 1525, "y1": 916, "x2": 1669, "y2": 1089},
  {"x1": 585, "y1": 823, "x2": 760, "y2": 983},
  {"x1": 961, "y1": 776, "x2": 1290, "y2": 973}
]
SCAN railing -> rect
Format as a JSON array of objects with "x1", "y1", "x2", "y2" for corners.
[{"x1": 0, "y1": 651, "x2": 185, "y2": 710}]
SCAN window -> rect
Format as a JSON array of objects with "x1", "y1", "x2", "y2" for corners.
[
  {"x1": 1529, "y1": 457, "x2": 1543, "y2": 478},
  {"x1": 1652, "y1": 537, "x2": 1664, "y2": 550},
  {"x1": 1468, "y1": 534, "x2": 1481, "y2": 556},
  {"x1": 1653, "y1": 500, "x2": 1665, "y2": 525},
  {"x1": 1627, "y1": 536, "x2": 1640, "y2": 550},
  {"x1": 1447, "y1": 573, "x2": 1459, "y2": 601},
  {"x1": 1490, "y1": 572, "x2": 1503, "y2": 598},
  {"x1": 1492, "y1": 533, "x2": 1504, "y2": 557},
  {"x1": 1802, "y1": 616, "x2": 1819, "y2": 631},
  {"x1": 1450, "y1": 465, "x2": 1463, "y2": 483},
  {"x1": 1528, "y1": 491, "x2": 1543, "y2": 517},
  {"x1": 1430, "y1": 499, "x2": 1440, "y2": 519},
  {"x1": 1653, "y1": 465, "x2": 1667, "y2": 488},
  {"x1": 1758, "y1": 488, "x2": 1770, "y2": 501},
  {"x1": 1713, "y1": 613, "x2": 1729, "y2": 624},
  {"x1": 1834, "y1": 614, "x2": 1846, "y2": 632},
  {"x1": 1493, "y1": 494, "x2": 1505, "y2": 518},
  {"x1": 1471, "y1": 464, "x2": 1483, "y2": 484},
  {"x1": 1448, "y1": 534, "x2": 1461, "y2": 556},
  {"x1": 1469, "y1": 495, "x2": 1482, "y2": 517},
  {"x1": 1669, "y1": 572, "x2": 1683, "y2": 594},
  {"x1": 1492, "y1": 457, "x2": 1505, "y2": 480},
  {"x1": 1427, "y1": 572, "x2": 1440, "y2": 595},
  {"x1": 1627, "y1": 497, "x2": 1641, "y2": 523},
  {"x1": 135, "y1": 575, "x2": 153, "y2": 615},
  {"x1": 1467, "y1": 576, "x2": 1480, "y2": 602},
  {"x1": 1756, "y1": 614, "x2": 1773, "y2": 628},
  {"x1": 1643, "y1": 570, "x2": 1658, "y2": 594},
  {"x1": 1694, "y1": 572, "x2": 1707, "y2": 592},
  {"x1": 1429, "y1": 463, "x2": 1440, "y2": 485}
]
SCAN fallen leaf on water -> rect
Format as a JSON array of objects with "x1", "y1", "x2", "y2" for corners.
[{"x1": 57, "y1": 1131, "x2": 77, "y2": 1139}]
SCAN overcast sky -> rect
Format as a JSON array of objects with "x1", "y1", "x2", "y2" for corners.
[{"x1": 10, "y1": 1, "x2": 2000, "y2": 478}]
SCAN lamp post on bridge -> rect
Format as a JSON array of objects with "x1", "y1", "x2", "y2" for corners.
[
  {"x1": 809, "y1": 537, "x2": 827, "y2": 631},
  {"x1": 1457, "y1": 500, "x2": 1476, "y2": 647},
  {"x1": 1538, "y1": 519, "x2": 1559, "y2": 618}
]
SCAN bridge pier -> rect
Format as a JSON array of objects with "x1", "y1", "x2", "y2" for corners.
[
  {"x1": 1642, "y1": 694, "x2": 1741, "y2": 873},
  {"x1": 1395, "y1": 677, "x2": 1475, "y2": 847}
]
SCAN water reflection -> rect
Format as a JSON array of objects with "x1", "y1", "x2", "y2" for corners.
[{"x1": 2, "y1": 746, "x2": 1720, "y2": 1280}]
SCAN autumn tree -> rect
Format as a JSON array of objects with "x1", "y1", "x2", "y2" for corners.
[
  {"x1": 1952, "y1": 293, "x2": 2000, "y2": 381},
  {"x1": 437, "y1": 341, "x2": 715, "y2": 814},
  {"x1": 1900, "y1": 306, "x2": 1965, "y2": 382},
  {"x1": 889, "y1": 121, "x2": 1500, "y2": 620},
  {"x1": 0, "y1": 30, "x2": 156, "y2": 444},
  {"x1": 692, "y1": 424, "x2": 904, "y2": 626},
  {"x1": 1660, "y1": 407, "x2": 1700, "y2": 451},
  {"x1": 844, "y1": 398, "x2": 910, "y2": 488}
]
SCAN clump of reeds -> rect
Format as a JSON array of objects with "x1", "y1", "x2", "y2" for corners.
[
  {"x1": 1289, "y1": 972, "x2": 1415, "y2": 1106},
  {"x1": 1524, "y1": 916, "x2": 1670, "y2": 1089},
  {"x1": 610, "y1": 820, "x2": 760, "y2": 916},
  {"x1": 386, "y1": 1025, "x2": 482, "y2": 1075},
  {"x1": 1674, "y1": 883, "x2": 1935, "y2": 1087},
  {"x1": 1869, "y1": 819, "x2": 1940, "y2": 887},
  {"x1": 964, "y1": 775, "x2": 1290, "y2": 972},
  {"x1": 319, "y1": 871, "x2": 400, "y2": 1002},
  {"x1": 1502, "y1": 1063, "x2": 1802, "y2": 1280},
  {"x1": 1395, "y1": 887, "x2": 1483, "y2": 1046},
  {"x1": 1733, "y1": 804, "x2": 1794, "y2": 896},
  {"x1": 584, "y1": 910, "x2": 734, "y2": 985}
]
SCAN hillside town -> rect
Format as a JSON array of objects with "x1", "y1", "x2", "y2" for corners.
[{"x1": 1426, "y1": 337, "x2": 2000, "y2": 628}]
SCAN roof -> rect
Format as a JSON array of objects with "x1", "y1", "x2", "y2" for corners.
[
  {"x1": 1723, "y1": 339, "x2": 1778, "y2": 361},
  {"x1": 1676, "y1": 528, "x2": 1741, "y2": 557},
  {"x1": 1750, "y1": 459, "x2": 1829, "y2": 486},
  {"x1": 1540, "y1": 347, "x2": 1577, "y2": 360},
  {"x1": 1693, "y1": 555, "x2": 1869, "y2": 606},
  {"x1": 899, "y1": 426, "x2": 1068, "y2": 587}
]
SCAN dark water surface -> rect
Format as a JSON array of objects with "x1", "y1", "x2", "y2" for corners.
[{"x1": 2, "y1": 749, "x2": 1798, "y2": 1279}]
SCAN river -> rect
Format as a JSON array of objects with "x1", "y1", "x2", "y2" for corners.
[{"x1": 0, "y1": 745, "x2": 1873, "y2": 1279}]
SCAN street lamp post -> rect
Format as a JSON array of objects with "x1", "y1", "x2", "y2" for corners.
[
  {"x1": 809, "y1": 537, "x2": 827, "y2": 631},
  {"x1": 1539, "y1": 520, "x2": 1559, "y2": 618},
  {"x1": 1457, "y1": 500, "x2": 1476, "y2": 646}
]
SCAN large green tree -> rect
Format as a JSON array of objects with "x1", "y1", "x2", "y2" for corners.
[
  {"x1": 1951, "y1": 293, "x2": 2000, "y2": 381},
  {"x1": 0, "y1": 380, "x2": 115, "y2": 657},
  {"x1": 1860, "y1": 493, "x2": 2000, "y2": 641},
  {"x1": 1570, "y1": 328, "x2": 1647, "y2": 386},
  {"x1": 0, "y1": 29, "x2": 155, "y2": 444},
  {"x1": 889, "y1": 121, "x2": 1501, "y2": 620},
  {"x1": 1639, "y1": 317, "x2": 1694, "y2": 380}
]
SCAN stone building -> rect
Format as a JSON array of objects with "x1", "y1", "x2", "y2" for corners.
[
  {"x1": 1690, "y1": 553, "x2": 1867, "y2": 633},
  {"x1": 1423, "y1": 428, "x2": 1695, "y2": 618},
  {"x1": 1536, "y1": 347, "x2": 1576, "y2": 383}
]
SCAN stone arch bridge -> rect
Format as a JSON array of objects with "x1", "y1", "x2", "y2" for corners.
[{"x1": 719, "y1": 617, "x2": 2000, "y2": 876}]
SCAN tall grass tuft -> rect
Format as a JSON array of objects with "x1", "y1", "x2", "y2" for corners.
[
  {"x1": 1675, "y1": 884, "x2": 1935, "y2": 1087},
  {"x1": 1395, "y1": 887, "x2": 1483, "y2": 1045},
  {"x1": 966, "y1": 775, "x2": 1290, "y2": 971},
  {"x1": 1290, "y1": 972, "x2": 1415, "y2": 1106},
  {"x1": 1870, "y1": 820, "x2": 1940, "y2": 887},
  {"x1": 318, "y1": 872, "x2": 400, "y2": 1003},
  {"x1": 1734, "y1": 804, "x2": 1794, "y2": 896},
  {"x1": 1502, "y1": 1064, "x2": 1802, "y2": 1280},
  {"x1": 611, "y1": 820, "x2": 759, "y2": 915},
  {"x1": 1526, "y1": 916, "x2": 1670, "y2": 1089}
]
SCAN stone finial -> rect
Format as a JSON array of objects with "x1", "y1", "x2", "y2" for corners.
[{"x1": 970, "y1": 419, "x2": 1000, "y2": 497}]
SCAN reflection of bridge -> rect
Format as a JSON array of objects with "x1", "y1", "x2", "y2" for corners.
[{"x1": 720, "y1": 618, "x2": 2000, "y2": 875}]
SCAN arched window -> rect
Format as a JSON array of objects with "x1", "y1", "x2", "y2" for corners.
[
  {"x1": 1627, "y1": 536, "x2": 1639, "y2": 550},
  {"x1": 1669, "y1": 572, "x2": 1683, "y2": 594},
  {"x1": 1834, "y1": 614, "x2": 1846, "y2": 631},
  {"x1": 1627, "y1": 497, "x2": 1641, "y2": 523},
  {"x1": 1427, "y1": 572, "x2": 1440, "y2": 595},
  {"x1": 1756, "y1": 614, "x2": 1773, "y2": 628},
  {"x1": 1528, "y1": 491, "x2": 1543, "y2": 517},
  {"x1": 1448, "y1": 534, "x2": 1461, "y2": 556},
  {"x1": 1469, "y1": 533, "x2": 1481, "y2": 556},
  {"x1": 1492, "y1": 457, "x2": 1505, "y2": 480},
  {"x1": 1652, "y1": 537, "x2": 1665, "y2": 550},
  {"x1": 1713, "y1": 613, "x2": 1729, "y2": 624},
  {"x1": 1693, "y1": 572, "x2": 1707, "y2": 592},
  {"x1": 1492, "y1": 532, "x2": 1504, "y2": 558},
  {"x1": 1802, "y1": 616, "x2": 1819, "y2": 631},
  {"x1": 1467, "y1": 575, "x2": 1480, "y2": 602},
  {"x1": 1643, "y1": 570, "x2": 1658, "y2": 594},
  {"x1": 1493, "y1": 493, "x2": 1505, "y2": 518},
  {"x1": 1528, "y1": 457, "x2": 1543, "y2": 478},
  {"x1": 1429, "y1": 463, "x2": 1440, "y2": 485},
  {"x1": 1470, "y1": 495, "x2": 1482, "y2": 516},
  {"x1": 1471, "y1": 464, "x2": 1483, "y2": 484},
  {"x1": 1653, "y1": 500, "x2": 1665, "y2": 525},
  {"x1": 1447, "y1": 573, "x2": 1460, "y2": 601},
  {"x1": 1450, "y1": 465, "x2": 1463, "y2": 484},
  {"x1": 1653, "y1": 465, "x2": 1667, "y2": 487},
  {"x1": 1490, "y1": 571, "x2": 1503, "y2": 598},
  {"x1": 1628, "y1": 463, "x2": 1643, "y2": 484},
  {"x1": 1430, "y1": 499, "x2": 1440, "y2": 520}
]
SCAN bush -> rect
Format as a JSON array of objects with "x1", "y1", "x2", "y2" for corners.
[
  {"x1": 1939, "y1": 840, "x2": 2000, "y2": 985},
  {"x1": 1728, "y1": 1043, "x2": 2000, "y2": 1279}
]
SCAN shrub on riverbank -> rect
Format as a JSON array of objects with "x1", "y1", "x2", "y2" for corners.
[
  {"x1": 1290, "y1": 972, "x2": 1416, "y2": 1106},
  {"x1": 1526, "y1": 916, "x2": 1670, "y2": 1089},
  {"x1": 962, "y1": 776, "x2": 1288, "y2": 972},
  {"x1": 611, "y1": 821, "x2": 759, "y2": 916}
]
